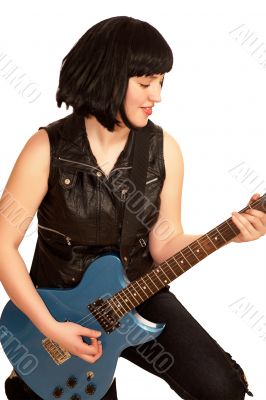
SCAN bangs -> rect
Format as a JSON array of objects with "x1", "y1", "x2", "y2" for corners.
[{"x1": 127, "y1": 22, "x2": 173, "y2": 77}]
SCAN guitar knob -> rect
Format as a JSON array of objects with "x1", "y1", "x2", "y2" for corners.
[
  {"x1": 70, "y1": 395, "x2": 81, "y2": 400},
  {"x1": 86, "y1": 371, "x2": 95, "y2": 381},
  {"x1": 52, "y1": 386, "x2": 64, "y2": 398},
  {"x1": 67, "y1": 376, "x2": 78, "y2": 388},
  {"x1": 85, "y1": 383, "x2": 96, "y2": 395}
]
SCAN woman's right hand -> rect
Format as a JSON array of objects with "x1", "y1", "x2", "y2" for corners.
[{"x1": 47, "y1": 321, "x2": 103, "y2": 364}]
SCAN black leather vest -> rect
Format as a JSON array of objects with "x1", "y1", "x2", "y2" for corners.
[{"x1": 30, "y1": 112, "x2": 165, "y2": 288}]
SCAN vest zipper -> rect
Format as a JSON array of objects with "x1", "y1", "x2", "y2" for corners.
[
  {"x1": 58, "y1": 157, "x2": 100, "y2": 171},
  {"x1": 57, "y1": 156, "x2": 132, "y2": 179},
  {"x1": 38, "y1": 224, "x2": 72, "y2": 246},
  {"x1": 121, "y1": 187, "x2": 129, "y2": 201}
]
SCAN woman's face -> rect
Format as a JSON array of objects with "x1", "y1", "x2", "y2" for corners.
[{"x1": 123, "y1": 74, "x2": 164, "y2": 128}]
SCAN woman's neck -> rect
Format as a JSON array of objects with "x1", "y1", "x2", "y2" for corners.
[{"x1": 84, "y1": 116, "x2": 130, "y2": 151}]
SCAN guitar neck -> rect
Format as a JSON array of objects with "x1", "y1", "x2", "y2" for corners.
[{"x1": 112, "y1": 193, "x2": 266, "y2": 316}]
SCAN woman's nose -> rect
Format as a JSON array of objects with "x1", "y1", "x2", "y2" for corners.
[{"x1": 148, "y1": 84, "x2": 162, "y2": 103}]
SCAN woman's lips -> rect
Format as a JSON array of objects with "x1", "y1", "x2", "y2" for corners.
[{"x1": 141, "y1": 107, "x2": 153, "y2": 116}]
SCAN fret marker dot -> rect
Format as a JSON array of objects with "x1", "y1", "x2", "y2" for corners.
[
  {"x1": 143, "y1": 286, "x2": 146, "y2": 289},
  {"x1": 196, "y1": 249, "x2": 199, "y2": 252},
  {"x1": 156, "y1": 269, "x2": 160, "y2": 273},
  {"x1": 125, "y1": 299, "x2": 128, "y2": 302},
  {"x1": 181, "y1": 260, "x2": 184, "y2": 264},
  {"x1": 134, "y1": 293, "x2": 137, "y2": 296},
  {"x1": 164, "y1": 280, "x2": 167, "y2": 283},
  {"x1": 215, "y1": 236, "x2": 217, "y2": 240}
]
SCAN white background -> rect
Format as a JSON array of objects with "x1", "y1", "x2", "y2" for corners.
[{"x1": 0, "y1": 1, "x2": 266, "y2": 399}]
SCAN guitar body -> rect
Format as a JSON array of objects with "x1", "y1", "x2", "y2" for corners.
[{"x1": 0, "y1": 253, "x2": 165, "y2": 400}]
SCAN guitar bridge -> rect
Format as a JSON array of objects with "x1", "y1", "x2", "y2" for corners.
[
  {"x1": 42, "y1": 337, "x2": 71, "y2": 365},
  {"x1": 88, "y1": 298, "x2": 120, "y2": 334}
]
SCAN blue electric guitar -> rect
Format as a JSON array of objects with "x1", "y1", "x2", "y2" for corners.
[{"x1": 1, "y1": 194, "x2": 265, "y2": 400}]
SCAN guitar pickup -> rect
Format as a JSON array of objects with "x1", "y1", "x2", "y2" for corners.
[{"x1": 88, "y1": 298, "x2": 120, "y2": 334}]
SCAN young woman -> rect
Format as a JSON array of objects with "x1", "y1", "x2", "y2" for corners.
[{"x1": 1, "y1": 16, "x2": 265, "y2": 400}]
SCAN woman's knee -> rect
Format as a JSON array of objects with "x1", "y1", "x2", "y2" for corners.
[
  {"x1": 166, "y1": 357, "x2": 252, "y2": 400},
  {"x1": 188, "y1": 364, "x2": 252, "y2": 400},
  {"x1": 200, "y1": 372, "x2": 247, "y2": 400}
]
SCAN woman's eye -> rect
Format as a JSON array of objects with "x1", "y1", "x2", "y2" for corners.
[{"x1": 139, "y1": 84, "x2": 150, "y2": 88}]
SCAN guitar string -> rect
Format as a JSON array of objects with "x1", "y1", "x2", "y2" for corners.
[
  {"x1": 65, "y1": 197, "x2": 265, "y2": 329},
  {"x1": 72, "y1": 197, "x2": 265, "y2": 329},
  {"x1": 71, "y1": 218, "x2": 252, "y2": 331},
  {"x1": 66, "y1": 220, "x2": 245, "y2": 329}
]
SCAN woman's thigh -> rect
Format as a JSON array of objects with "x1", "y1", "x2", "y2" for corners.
[{"x1": 120, "y1": 287, "x2": 252, "y2": 400}]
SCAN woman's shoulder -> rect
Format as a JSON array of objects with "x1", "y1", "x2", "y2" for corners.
[
  {"x1": 10, "y1": 128, "x2": 51, "y2": 193},
  {"x1": 0, "y1": 129, "x2": 51, "y2": 247},
  {"x1": 28, "y1": 128, "x2": 50, "y2": 145},
  {"x1": 7, "y1": 128, "x2": 51, "y2": 201},
  {"x1": 162, "y1": 130, "x2": 184, "y2": 171},
  {"x1": 23, "y1": 128, "x2": 50, "y2": 168}
]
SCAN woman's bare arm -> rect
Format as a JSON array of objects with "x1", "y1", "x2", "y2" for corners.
[
  {"x1": 0, "y1": 130, "x2": 102, "y2": 363},
  {"x1": 0, "y1": 129, "x2": 55, "y2": 333}
]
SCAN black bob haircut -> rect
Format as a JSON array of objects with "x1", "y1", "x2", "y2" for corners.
[{"x1": 56, "y1": 16, "x2": 173, "y2": 131}]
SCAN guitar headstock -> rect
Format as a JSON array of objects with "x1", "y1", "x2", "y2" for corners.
[{"x1": 251, "y1": 193, "x2": 266, "y2": 212}]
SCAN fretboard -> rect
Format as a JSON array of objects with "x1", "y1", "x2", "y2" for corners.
[{"x1": 108, "y1": 193, "x2": 266, "y2": 318}]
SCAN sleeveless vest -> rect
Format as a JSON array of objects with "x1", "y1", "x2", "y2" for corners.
[{"x1": 30, "y1": 112, "x2": 166, "y2": 288}]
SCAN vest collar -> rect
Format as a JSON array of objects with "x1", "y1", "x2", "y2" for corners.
[{"x1": 59, "y1": 112, "x2": 135, "y2": 169}]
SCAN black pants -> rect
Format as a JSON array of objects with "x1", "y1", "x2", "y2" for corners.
[{"x1": 5, "y1": 287, "x2": 253, "y2": 399}]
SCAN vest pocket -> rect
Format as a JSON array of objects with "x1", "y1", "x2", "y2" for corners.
[
  {"x1": 145, "y1": 168, "x2": 160, "y2": 186},
  {"x1": 146, "y1": 176, "x2": 159, "y2": 185},
  {"x1": 38, "y1": 224, "x2": 72, "y2": 246},
  {"x1": 59, "y1": 169, "x2": 78, "y2": 189}
]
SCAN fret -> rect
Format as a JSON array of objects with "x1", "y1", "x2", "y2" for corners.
[
  {"x1": 226, "y1": 219, "x2": 238, "y2": 236},
  {"x1": 195, "y1": 239, "x2": 208, "y2": 256},
  {"x1": 153, "y1": 268, "x2": 167, "y2": 286},
  {"x1": 120, "y1": 288, "x2": 136, "y2": 309},
  {"x1": 177, "y1": 255, "x2": 189, "y2": 270},
  {"x1": 112, "y1": 296, "x2": 129, "y2": 315},
  {"x1": 173, "y1": 255, "x2": 185, "y2": 273},
  {"x1": 163, "y1": 260, "x2": 179, "y2": 280},
  {"x1": 158, "y1": 266, "x2": 172, "y2": 285},
  {"x1": 204, "y1": 233, "x2": 217, "y2": 250},
  {"x1": 139, "y1": 276, "x2": 154, "y2": 296},
  {"x1": 149, "y1": 270, "x2": 165, "y2": 291},
  {"x1": 180, "y1": 250, "x2": 193, "y2": 267},
  {"x1": 107, "y1": 297, "x2": 120, "y2": 313},
  {"x1": 206, "y1": 233, "x2": 218, "y2": 249},
  {"x1": 116, "y1": 291, "x2": 132, "y2": 312},
  {"x1": 108, "y1": 298, "x2": 124, "y2": 318},
  {"x1": 133, "y1": 280, "x2": 149, "y2": 302},
  {"x1": 218, "y1": 224, "x2": 232, "y2": 241},
  {"x1": 215, "y1": 227, "x2": 227, "y2": 243},
  {"x1": 181, "y1": 246, "x2": 200, "y2": 266},
  {"x1": 127, "y1": 285, "x2": 142, "y2": 307},
  {"x1": 131, "y1": 282, "x2": 143, "y2": 301},
  {"x1": 208, "y1": 229, "x2": 226, "y2": 248},
  {"x1": 145, "y1": 272, "x2": 161, "y2": 292},
  {"x1": 188, "y1": 244, "x2": 200, "y2": 262},
  {"x1": 189, "y1": 241, "x2": 206, "y2": 261}
]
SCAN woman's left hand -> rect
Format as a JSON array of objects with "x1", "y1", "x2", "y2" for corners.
[{"x1": 231, "y1": 193, "x2": 266, "y2": 243}]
